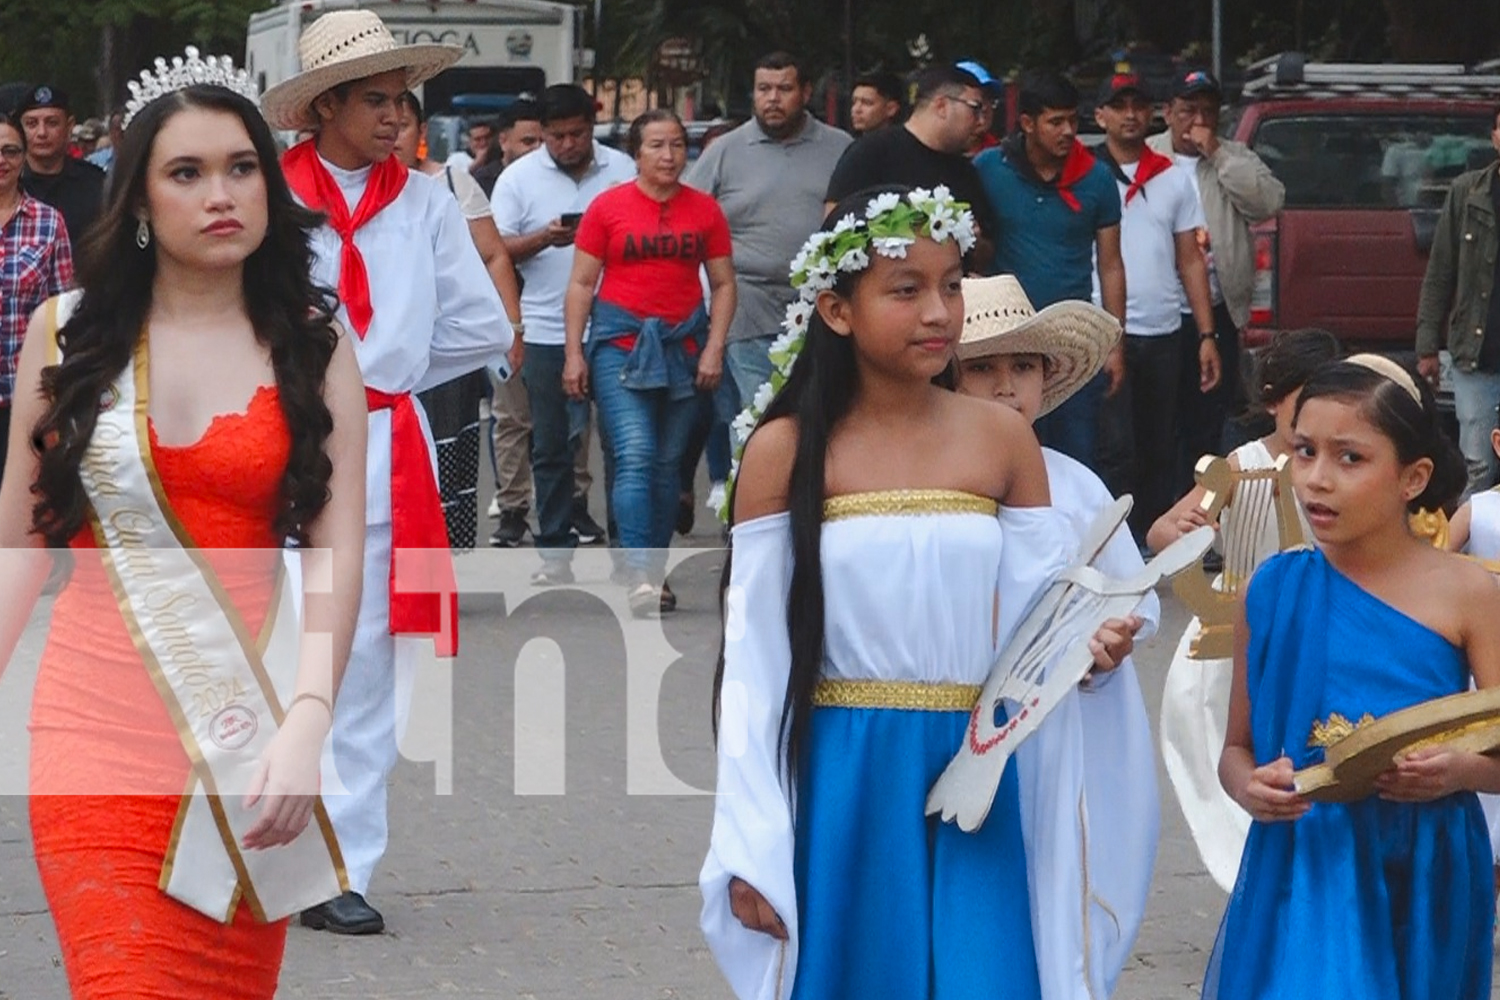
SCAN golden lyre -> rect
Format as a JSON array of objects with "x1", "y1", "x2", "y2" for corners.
[{"x1": 1174, "y1": 453, "x2": 1307, "y2": 660}]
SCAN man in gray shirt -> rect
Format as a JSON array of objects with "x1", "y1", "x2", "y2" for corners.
[{"x1": 685, "y1": 51, "x2": 851, "y2": 402}]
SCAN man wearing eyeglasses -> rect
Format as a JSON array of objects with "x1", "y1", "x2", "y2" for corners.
[{"x1": 824, "y1": 64, "x2": 998, "y2": 265}]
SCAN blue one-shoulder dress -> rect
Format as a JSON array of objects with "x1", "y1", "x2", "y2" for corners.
[{"x1": 1205, "y1": 548, "x2": 1494, "y2": 1000}]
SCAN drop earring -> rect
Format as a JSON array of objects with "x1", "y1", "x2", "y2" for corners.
[{"x1": 136, "y1": 218, "x2": 150, "y2": 250}]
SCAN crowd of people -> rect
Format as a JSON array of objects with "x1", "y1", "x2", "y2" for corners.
[{"x1": 4, "y1": 8, "x2": 1500, "y2": 1000}]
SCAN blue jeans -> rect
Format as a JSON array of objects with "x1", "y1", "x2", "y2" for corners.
[
  {"x1": 590, "y1": 344, "x2": 702, "y2": 577},
  {"x1": 727, "y1": 335, "x2": 776, "y2": 405},
  {"x1": 1451, "y1": 366, "x2": 1500, "y2": 500},
  {"x1": 1035, "y1": 370, "x2": 1107, "y2": 472},
  {"x1": 521, "y1": 344, "x2": 586, "y2": 559}
]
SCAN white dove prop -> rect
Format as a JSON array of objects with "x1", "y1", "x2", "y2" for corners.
[{"x1": 926, "y1": 498, "x2": 1214, "y2": 832}]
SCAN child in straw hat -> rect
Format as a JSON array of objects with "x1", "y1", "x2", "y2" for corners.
[{"x1": 952, "y1": 274, "x2": 1159, "y2": 994}]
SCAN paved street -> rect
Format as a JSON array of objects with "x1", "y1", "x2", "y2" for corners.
[{"x1": 0, "y1": 484, "x2": 1492, "y2": 998}]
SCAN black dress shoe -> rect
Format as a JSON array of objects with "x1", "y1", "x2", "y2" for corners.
[{"x1": 300, "y1": 891, "x2": 385, "y2": 935}]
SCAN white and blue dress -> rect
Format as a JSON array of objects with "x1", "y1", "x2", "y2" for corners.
[{"x1": 702, "y1": 489, "x2": 1158, "y2": 1000}]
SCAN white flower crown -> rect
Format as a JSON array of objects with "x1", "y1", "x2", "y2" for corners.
[
  {"x1": 719, "y1": 186, "x2": 977, "y2": 521},
  {"x1": 124, "y1": 46, "x2": 260, "y2": 131}
]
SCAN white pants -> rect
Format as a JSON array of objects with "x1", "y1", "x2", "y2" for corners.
[{"x1": 324, "y1": 523, "x2": 415, "y2": 896}]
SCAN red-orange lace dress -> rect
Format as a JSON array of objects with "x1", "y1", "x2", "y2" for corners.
[{"x1": 28, "y1": 385, "x2": 291, "y2": 999}]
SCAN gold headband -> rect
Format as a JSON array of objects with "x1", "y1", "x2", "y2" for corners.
[{"x1": 1344, "y1": 353, "x2": 1422, "y2": 405}]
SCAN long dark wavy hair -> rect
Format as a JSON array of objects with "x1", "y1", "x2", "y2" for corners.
[
  {"x1": 713, "y1": 186, "x2": 955, "y2": 779},
  {"x1": 30, "y1": 85, "x2": 339, "y2": 546}
]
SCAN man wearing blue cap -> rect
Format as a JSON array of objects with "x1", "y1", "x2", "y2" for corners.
[
  {"x1": 17, "y1": 85, "x2": 104, "y2": 242},
  {"x1": 956, "y1": 60, "x2": 1002, "y2": 154}
]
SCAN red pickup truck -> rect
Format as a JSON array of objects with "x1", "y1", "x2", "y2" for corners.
[{"x1": 1231, "y1": 56, "x2": 1500, "y2": 370}]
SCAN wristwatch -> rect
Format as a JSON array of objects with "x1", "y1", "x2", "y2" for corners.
[{"x1": 1199, "y1": 330, "x2": 1217, "y2": 341}]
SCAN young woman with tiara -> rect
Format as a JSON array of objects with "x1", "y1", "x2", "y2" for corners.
[
  {"x1": 1204, "y1": 355, "x2": 1500, "y2": 999},
  {"x1": 1148, "y1": 327, "x2": 1341, "y2": 890},
  {"x1": 0, "y1": 49, "x2": 367, "y2": 998},
  {"x1": 700, "y1": 185, "x2": 1140, "y2": 1000}
]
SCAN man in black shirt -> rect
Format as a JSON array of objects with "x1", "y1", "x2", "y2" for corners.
[
  {"x1": 825, "y1": 64, "x2": 997, "y2": 262},
  {"x1": 18, "y1": 85, "x2": 105, "y2": 244}
]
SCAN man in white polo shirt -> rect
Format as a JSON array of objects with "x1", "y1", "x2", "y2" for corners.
[
  {"x1": 491, "y1": 84, "x2": 636, "y2": 583},
  {"x1": 1091, "y1": 73, "x2": 1219, "y2": 543}
]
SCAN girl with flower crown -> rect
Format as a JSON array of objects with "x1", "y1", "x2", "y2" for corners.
[{"x1": 700, "y1": 185, "x2": 1140, "y2": 1000}]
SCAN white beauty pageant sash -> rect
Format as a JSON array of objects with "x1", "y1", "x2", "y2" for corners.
[{"x1": 59, "y1": 293, "x2": 348, "y2": 922}]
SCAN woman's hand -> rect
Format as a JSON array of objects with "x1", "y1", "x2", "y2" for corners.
[
  {"x1": 241, "y1": 699, "x2": 331, "y2": 850},
  {"x1": 1237, "y1": 755, "x2": 1311, "y2": 823},
  {"x1": 1375, "y1": 746, "x2": 1472, "y2": 803},
  {"x1": 728, "y1": 877, "x2": 787, "y2": 940},
  {"x1": 1087, "y1": 614, "x2": 1143, "y2": 675},
  {"x1": 696, "y1": 341, "x2": 724, "y2": 392},
  {"x1": 562, "y1": 349, "x2": 590, "y2": 401}
]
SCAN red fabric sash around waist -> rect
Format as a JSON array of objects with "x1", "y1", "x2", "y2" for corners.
[{"x1": 367, "y1": 387, "x2": 458, "y2": 657}]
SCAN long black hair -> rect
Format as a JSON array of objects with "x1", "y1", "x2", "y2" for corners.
[
  {"x1": 1293, "y1": 357, "x2": 1467, "y2": 514},
  {"x1": 714, "y1": 186, "x2": 933, "y2": 779},
  {"x1": 30, "y1": 84, "x2": 339, "y2": 546}
]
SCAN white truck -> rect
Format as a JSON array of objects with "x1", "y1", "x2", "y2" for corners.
[{"x1": 245, "y1": 0, "x2": 580, "y2": 155}]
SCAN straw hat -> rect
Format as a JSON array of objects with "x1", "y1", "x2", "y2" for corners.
[
  {"x1": 957, "y1": 275, "x2": 1122, "y2": 416},
  {"x1": 260, "y1": 10, "x2": 463, "y2": 131}
]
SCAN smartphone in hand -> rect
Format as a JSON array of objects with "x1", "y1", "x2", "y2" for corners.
[{"x1": 560, "y1": 212, "x2": 583, "y2": 227}]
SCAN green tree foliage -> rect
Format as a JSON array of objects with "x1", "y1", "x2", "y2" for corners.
[
  {"x1": 595, "y1": 0, "x2": 1500, "y2": 114},
  {"x1": 0, "y1": 0, "x2": 267, "y2": 116}
]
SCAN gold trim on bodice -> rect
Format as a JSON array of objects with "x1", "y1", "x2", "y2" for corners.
[
  {"x1": 823, "y1": 489, "x2": 999, "y2": 523},
  {"x1": 812, "y1": 678, "x2": 983, "y2": 712}
]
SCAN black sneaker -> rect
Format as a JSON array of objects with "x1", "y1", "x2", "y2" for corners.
[
  {"x1": 489, "y1": 508, "x2": 529, "y2": 548},
  {"x1": 571, "y1": 499, "x2": 606, "y2": 545}
]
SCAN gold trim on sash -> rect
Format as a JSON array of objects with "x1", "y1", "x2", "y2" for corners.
[
  {"x1": 127, "y1": 336, "x2": 349, "y2": 908},
  {"x1": 823, "y1": 490, "x2": 999, "y2": 522},
  {"x1": 44, "y1": 295, "x2": 61, "y2": 367},
  {"x1": 78, "y1": 331, "x2": 348, "y2": 922},
  {"x1": 812, "y1": 678, "x2": 982, "y2": 712}
]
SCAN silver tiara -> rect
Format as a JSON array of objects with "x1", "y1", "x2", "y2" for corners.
[{"x1": 123, "y1": 46, "x2": 260, "y2": 131}]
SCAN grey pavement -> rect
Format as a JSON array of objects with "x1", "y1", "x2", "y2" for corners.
[{"x1": 0, "y1": 470, "x2": 1495, "y2": 998}]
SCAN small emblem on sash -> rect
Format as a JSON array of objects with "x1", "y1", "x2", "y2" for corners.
[
  {"x1": 210, "y1": 705, "x2": 259, "y2": 751},
  {"x1": 99, "y1": 385, "x2": 119, "y2": 412}
]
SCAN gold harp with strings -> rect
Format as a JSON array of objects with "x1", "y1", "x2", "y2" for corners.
[{"x1": 1174, "y1": 453, "x2": 1306, "y2": 660}]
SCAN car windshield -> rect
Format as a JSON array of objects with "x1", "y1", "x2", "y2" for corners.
[{"x1": 1250, "y1": 113, "x2": 1496, "y2": 209}]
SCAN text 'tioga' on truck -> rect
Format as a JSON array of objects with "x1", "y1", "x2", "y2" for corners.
[
  {"x1": 245, "y1": 0, "x2": 583, "y2": 155},
  {"x1": 1232, "y1": 53, "x2": 1500, "y2": 388}
]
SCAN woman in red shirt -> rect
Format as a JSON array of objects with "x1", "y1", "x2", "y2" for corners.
[{"x1": 562, "y1": 110, "x2": 736, "y2": 616}]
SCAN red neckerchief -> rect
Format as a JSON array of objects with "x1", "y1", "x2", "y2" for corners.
[
  {"x1": 281, "y1": 139, "x2": 408, "y2": 337},
  {"x1": 1122, "y1": 145, "x2": 1175, "y2": 204},
  {"x1": 1055, "y1": 141, "x2": 1097, "y2": 212}
]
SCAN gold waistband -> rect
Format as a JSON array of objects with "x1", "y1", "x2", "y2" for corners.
[
  {"x1": 823, "y1": 489, "x2": 999, "y2": 522},
  {"x1": 812, "y1": 678, "x2": 982, "y2": 712}
]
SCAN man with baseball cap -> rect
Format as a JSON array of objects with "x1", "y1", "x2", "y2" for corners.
[
  {"x1": 1147, "y1": 69, "x2": 1284, "y2": 479},
  {"x1": 1093, "y1": 71, "x2": 1219, "y2": 542},
  {"x1": 261, "y1": 9, "x2": 512, "y2": 934},
  {"x1": 17, "y1": 84, "x2": 104, "y2": 243}
]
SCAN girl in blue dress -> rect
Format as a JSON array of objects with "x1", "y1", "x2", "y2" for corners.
[
  {"x1": 700, "y1": 186, "x2": 1140, "y2": 1000},
  {"x1": 1209, "y1": 354, "x2": 1500, "y2": 1000}
]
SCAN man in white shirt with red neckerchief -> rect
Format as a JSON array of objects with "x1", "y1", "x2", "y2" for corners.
[
  {"x1": 261, "y1": 9, "x2": 511, "y2": 934},
  {"x1": 1091, "y1": 72, "x2": 1219, "y2": 544}
]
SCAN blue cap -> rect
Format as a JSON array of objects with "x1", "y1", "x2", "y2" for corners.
[{"x1": 956, "y1": 60, "x2": 1000, "y2": 91}]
